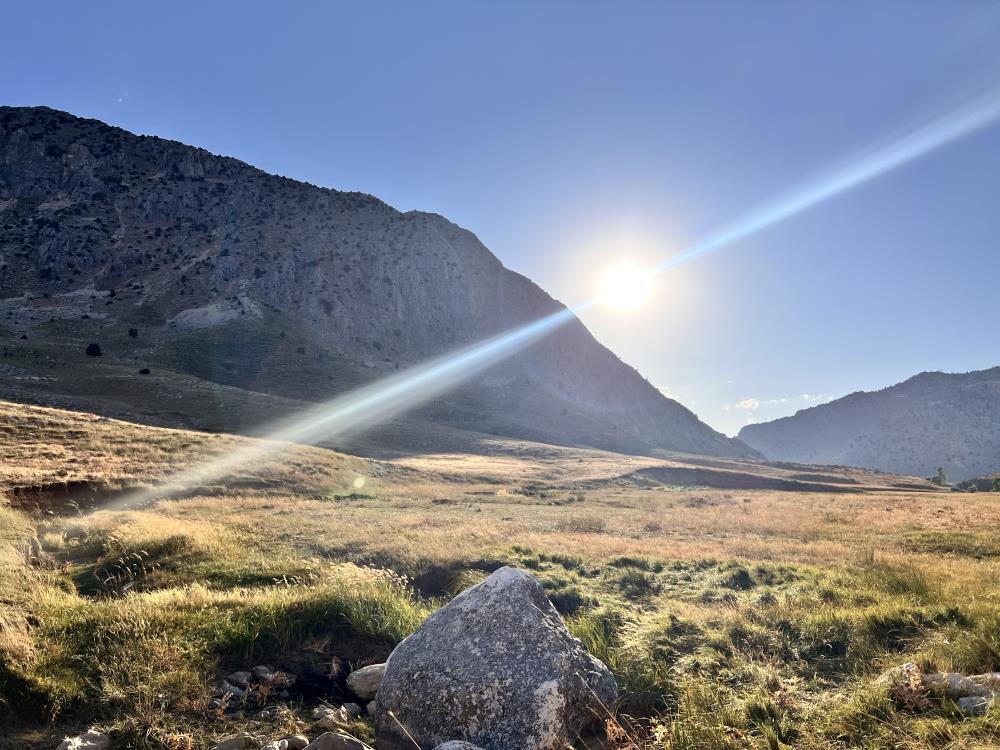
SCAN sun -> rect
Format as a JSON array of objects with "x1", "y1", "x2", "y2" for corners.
[{"x1": 598, "y1": 263, "x2": 654, "y2": 310}]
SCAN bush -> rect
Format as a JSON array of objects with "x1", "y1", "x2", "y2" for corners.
[{"x1": 85, "y1": 343, "x2": 102, "y2": 357}]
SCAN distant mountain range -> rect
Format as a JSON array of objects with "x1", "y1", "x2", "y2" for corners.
[
  {"x1": 0, "y1": 105, "x2": 754, "y2": 458},
  {"x1": 739, "y1": 367, "x2": 1000, "y2": 480}
]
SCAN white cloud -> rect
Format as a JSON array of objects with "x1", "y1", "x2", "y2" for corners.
[{"x1": 734, "y1": 398, "x2": 760, "y2": 411}]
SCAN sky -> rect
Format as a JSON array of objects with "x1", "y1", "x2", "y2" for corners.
[{"x1": 3, "y1": 1, "x2": 1000, "y2": 436}]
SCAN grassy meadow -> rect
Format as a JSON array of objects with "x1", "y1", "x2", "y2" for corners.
[{"x1": 2, "y1": 401, "x2": 999, "y2": 749}]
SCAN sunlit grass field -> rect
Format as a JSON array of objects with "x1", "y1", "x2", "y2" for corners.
[{"x1": 2, "y1": 401, "x2": 999, "y2": 749}]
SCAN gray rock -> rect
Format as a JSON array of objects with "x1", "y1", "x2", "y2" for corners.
[
  {"x1": 227, "y1": 670, "x2": 252, "y2": 688},
  {"x1": 217, "y1": 680, "x2": 247, "y2": 700},
  {"x1": 302, "y1": 732, "x2": 373, "y2": 750},
  {"x1": 211, "y1": 733, "x2": 254, "y2": 750},
  {"x1": 374, "y1": 567, "x2": 617, "y2": 750},
  {"x1": 260, "y1": 741, "x2": 287, "y2": 750},
  {"x1": 924, "y1": 671, "x2": 993, "y2": 699},
  {"x1": 283, "y1": 736, "x2": 309, "y2": 750},
  {"x1": 346, "y1": 663, "x2": 385, "y2": 701},
  {"x1": 341, "y1": 702, "x2": 363, "y2": 717},
  {"x1": 956, "y1": 695, "x2": 992, "y2": 716},
  {"x1": 253, "y1": 665, "x2": 274, "y2": 680},
  {"x1": 432, "y1": 744, "x2": 485, "y2": 750},
  {"x1": 56, "y1": 730, "x2": 110, "y2": 750},
  {"x1": 366, "y1": 701, "x2": 375, "y2": 717},
  {"x1": 313, "y1": 705, "x2": 353, "y2": 731}
]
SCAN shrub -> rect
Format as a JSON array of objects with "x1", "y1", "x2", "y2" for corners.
[{"x1": 85, "y1": 343, "x2": 102, "y2": 357}]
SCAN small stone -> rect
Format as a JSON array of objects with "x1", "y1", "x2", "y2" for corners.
[
  {"x1": 924, "y1": 671, "x2": 993, "y2": 699},
  {"x1": 956, "y1": 695, "x2": 992, "y2": 716},
  {"x1": 313, "y1": 705, "x2": 353, "y2": 731},
  {"x1": 218, "y1": 680, "x2": 247, "y2": 700},
  {"x1": 302, "y1": 732, "x2": 373, "y2": 750},
  {"x1": 341, "y1": 702, "x2": 363, "y2": 716},
  {"x1": 227, "y1": 671, "x2": 252, "y2": 688},
  {"x1": 283, "y1": 736, "x2": 309, "y2": 750},
  {"x1": 432, "y1": 744, "x2": 485, "y2": 750},
  {"x1": 253, "y1": 665, "x2": 274, "y2": 680},
  {"x1": 211, "y1": 732, "x2": 254, "y2": 750},
  {"x1": 366, "y1": 701, "x2": 375, "y2": 717},
  {"x1": 56, "y1": 730, "x2": 110, "y2": 750},
  {"x1": 260, "y1": 741, "x2": 287, "y2": 750},
  {"x1": 345, "y1": 663, "x2": 385, "y2": 701}
]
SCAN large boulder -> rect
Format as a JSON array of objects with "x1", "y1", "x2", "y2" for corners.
[{"x1": 374, "y1": 567, "x2": 617, "y2": 750}]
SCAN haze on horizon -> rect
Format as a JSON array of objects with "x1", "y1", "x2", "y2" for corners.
[{"x1": 3, "y1": 1, "x2": 1000, "y2": 435}]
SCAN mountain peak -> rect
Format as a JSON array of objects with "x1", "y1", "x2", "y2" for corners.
[{"x1": 0, "y1": 105, "x2": 756, "y2": 459}]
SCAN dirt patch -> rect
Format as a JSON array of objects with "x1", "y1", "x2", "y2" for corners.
[
  {"x1": 3, "y1": 480, "x2": 143, "y2": 515},
  {"x1": 624, "y1": 466, "x2": 851, "y2": 492}
]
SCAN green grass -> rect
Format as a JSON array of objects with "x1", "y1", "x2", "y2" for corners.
[{"x1": 4, "y1": 505, "x2": 1000, "y2": 749}]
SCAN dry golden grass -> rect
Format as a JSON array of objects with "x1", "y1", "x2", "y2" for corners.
[{"x1": 3, "y1": 400, "x2": 1000, "y2": 749}]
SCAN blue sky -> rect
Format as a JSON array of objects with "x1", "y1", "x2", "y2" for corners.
[{"x1": 3, "y1": 1, "x2": 1000, "y2": 435}]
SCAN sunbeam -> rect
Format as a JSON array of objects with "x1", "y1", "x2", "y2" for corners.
[
  {"x1": 113, "y1": 305, "x2": 584, "y2": 508},
  {"x1": 107, "y1": 83, "x2": 1000, "y2": 511}
]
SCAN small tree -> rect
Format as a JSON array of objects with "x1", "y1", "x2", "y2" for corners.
[
  {"x1": 931, "y1": 467, "x2": 948, "y2": 487},
  {"x1": 993, "y1": 477, "x2": 1000, "y2": 493},
  {"x1": 968, "y1": 484, "x2": 979, "y2": 493},
  {"x1": 128, "y1": 327, "x2": 138, "y2": 338},
  {"x1": 85, "y1": 343, "x2": 102, "y2": 357}
]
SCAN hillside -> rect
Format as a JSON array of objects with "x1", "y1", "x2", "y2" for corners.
[
  {"x1": 0, "y1": 105, "x2": 752, "y2": 458},
  {"x1": 739, "y1": 367, "x2": 1000, "y2": 479}
]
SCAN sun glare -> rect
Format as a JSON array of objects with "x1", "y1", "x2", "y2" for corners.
[{"x1": 598, "y1": 263, "x2": 653, "y2": 310}]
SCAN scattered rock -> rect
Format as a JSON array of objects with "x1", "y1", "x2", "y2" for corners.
[
  {"x1": 432, "y1": 744, "x2": 486, "y2": 750},
  {"x1": 374, "y1": 567, "x2": 617, "y2": 750},
  {"x1": 56, "y1": 730, "x2": 110, "y2": 750},
  {"x1": 211, "y1": 732, "x2": 254, "y2": 750},
  {"x1": 253, "y1": 665, "x2": 274, "y2": 680},
  {"x1": 302, "y1": 732, "x2": 373, "y2": 750},
  {"x1": 346, "y1": 663, "x2": 385, "y2": 701},
  {"x1": 956, "y1": 695, "x2": 992, "y2": 716},
  {"x1": 283, "y1": 736, "x2": 309, "y2": 750},
  {"x1": 261, "y1": 741, "x2": 287, "y2": 750}
]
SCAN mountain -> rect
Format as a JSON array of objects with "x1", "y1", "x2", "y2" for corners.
[
  {"x1": 0, "y1": 105, "x2": 754, "y2": 458},
  {"x1": 738, "y1": 367, "x2": 1000, "y2": 479}
]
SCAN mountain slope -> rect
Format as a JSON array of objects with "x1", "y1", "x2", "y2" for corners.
[
  {"x1": 0, "y1": 105, "x2": 754, "y2": 458},
  {"x1": 738, "y1": 367, "x2": 1000, "y2": 479}
]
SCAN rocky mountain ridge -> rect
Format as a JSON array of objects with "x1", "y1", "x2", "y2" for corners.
[
  {"x1": 739, "y1": 367, "x2": 1000, "y2": 479},
  {"x1": 0, "y1": 105, "x2": 753, "y2": 458}
]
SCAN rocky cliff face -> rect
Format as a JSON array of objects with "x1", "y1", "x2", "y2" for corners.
[
  {"x1": 739, "y1": 368, "x2": 1000, "y2": 479},
  {"x1": 0, "y1": 105, "x2": 754, "y2": 457}
]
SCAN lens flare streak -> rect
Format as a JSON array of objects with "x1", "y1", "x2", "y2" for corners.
[{"x1": 117, "y1": 306, "x2": 580, "y2": 507}]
